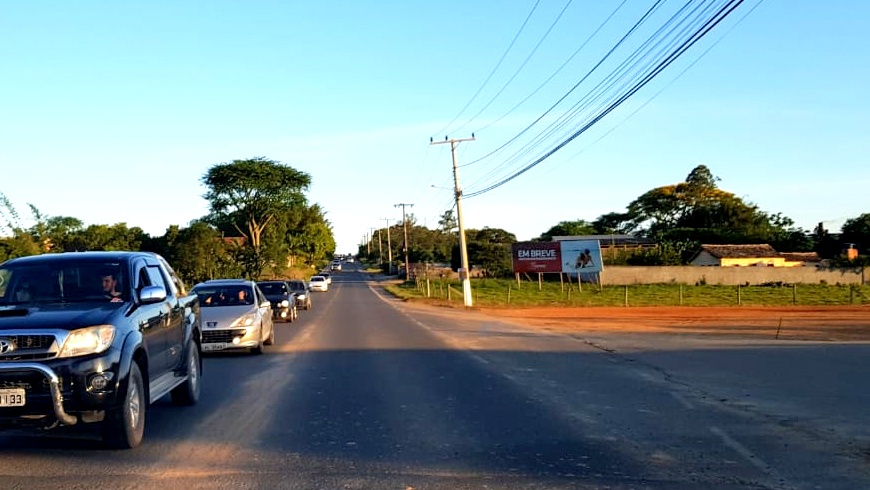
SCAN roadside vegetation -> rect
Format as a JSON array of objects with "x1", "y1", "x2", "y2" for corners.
[
  {"x1": 0, "y1": 157, "x2": 337, "y2": 285},
  {"x1": 385, "y1": 279, "x2": 870, "y2": 308}
]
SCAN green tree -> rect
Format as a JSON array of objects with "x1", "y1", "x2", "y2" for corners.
[
  {"x1": 627, "y1": 165, "x2": 805, "y2": 252},
  {"x1": 841, "y1": 213, "x2": 870, "y2": 253},
  {"x1": 202, "y1": 157, "x2": 312, "y2": 277},
  {"x1": 536, "y1": 220, "x2": 597, "y2": 241},
  {"x1": 68, "y1": 223, "x2": 149, "y2": 251},
  {"x1": 592, "y1": 212, "x2": 634, "y2": 234},
  {"x1": 437, "y1": 209, "x2": 457, "y2": 234},
  {"x1": 456, "y1": 227, "x2": 516, "y2": 278}
]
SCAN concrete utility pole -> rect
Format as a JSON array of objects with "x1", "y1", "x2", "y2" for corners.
[
  {"x1": 377, "y1": 228, "x2": 383, "y2": 265},
  {"x1": 394, "y1": 203, "x2": 414, "y2": 279},
  {"x1": 369, "y1": 227, "x2": 375, "y2": 256},
  {"x1": 430, "y1": 135, "x2": 475, "y2": 307},
  {"x1": 381, "y1": 218, "x2": 393, "y2": 275}
]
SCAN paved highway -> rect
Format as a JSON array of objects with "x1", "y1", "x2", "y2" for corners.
[{"x1": 1, "y1": 263, "x2": 868, "y2": 489}]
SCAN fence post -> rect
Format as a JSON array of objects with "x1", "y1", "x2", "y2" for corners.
[
  {"x1": 679, "y1": 284, "x2": 683, "y2": 306},
  {"x1": 448, "y1": 285, "x2": 451, "y2": 301},
  {"x1": 507, "y1": 285, "x2": 511, "y2": 305},
  {"x1": 792, "y1": 283, "x2": 796, "y2": 305},
  {"x1": 737, "y1": 284, "x2": 742, "y2": 306},
  {"x1": 624, "y1": 285, "x2": 628, "y2": 307},
  {"x1": 850, "y1": 285, "x2": 854, "y2": 305}
]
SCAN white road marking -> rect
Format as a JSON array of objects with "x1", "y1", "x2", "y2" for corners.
[
  {"x1": 710, "y1": 426, "x2": 770, "y2": 474},
  {"x1": 670, "y1": 391, "x2": 695, "y2": 410}
]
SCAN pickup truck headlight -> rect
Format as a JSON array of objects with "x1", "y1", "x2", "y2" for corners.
[
  {"x1": 280, "y1": 300, "x2": 290, "y2": 307},
  {"x1": 58, "y1": 325, "x2": 116, "y2": 358},
  {"x1": 296, "y1": 293, "x2": 306, "y2": 300}
]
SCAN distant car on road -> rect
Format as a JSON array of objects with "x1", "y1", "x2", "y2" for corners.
[
  {"x1": 309, "y1": 275, "x2": 328, "y2": 292},
  {"x1": 192, "y1": 279, "x2": 274, "y2": 354},
  {"x1": 331, "y1": 261, "x2": 342, "y2": 271},
  {"x1": 256, "y1": 280, "x2": 298, "y2": 323},
  {"x1": 288, "y1": 279, "x2": 312, "y2": 310},
  {"x1": 320, "y1": 272, "x2": 332, "y2": 285}
]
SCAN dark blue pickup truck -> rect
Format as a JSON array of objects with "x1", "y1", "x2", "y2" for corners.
[{"x1": 0, "y1": 251, "x2": 202, "y2": 448}]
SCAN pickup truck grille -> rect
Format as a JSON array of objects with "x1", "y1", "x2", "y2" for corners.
[
  {"x1": 202, "y1": 329, "x2": 248, "y2": 344},
  {"x1": 0, "y1": 372, "x2": 55, "y2": 395},
  {"x1": 0, "y1": 335, "x2": 57, "y2": 362}
]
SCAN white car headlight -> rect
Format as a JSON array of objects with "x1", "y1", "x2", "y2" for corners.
[
  {"x1": 280, "y1": 300, "x2": 290, "y2": 307},
  {"x1": 237, "y1": 315, "x2": 256, "y2": 327},
  {"x1": 58, "y1": 325, "x2": 116, "y2": 358}
]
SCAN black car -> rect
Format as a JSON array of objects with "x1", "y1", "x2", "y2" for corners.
[
  {"x1": 0, "y1": 251, "x2": 202, "y2": 449},
  {"x1": 287, "y1": 279, "x2": 312, "y2": 310},
  {"x1": 256, "y1": 280, "x2": 298, "y2": 322}
]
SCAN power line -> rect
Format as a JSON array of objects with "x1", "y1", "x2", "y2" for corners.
[
  {"x1": 431, "y1": 1, "x2": 541, "y2": 138},
  {"x1": 468, "y1": 0, "x2": 629, "y2": 140},
  {"x1": 465, "y1": 0, "x2": 749, "y2": 199},
  {"x1": 451, "y1": 0, "x2": 574, "y2": 136}
]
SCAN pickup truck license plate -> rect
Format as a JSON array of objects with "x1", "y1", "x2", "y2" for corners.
[
  {"x1": 0, "y1": 388, "x2": 25, "y2": 407},
  {"x1": 202, "y1": 343, "x2": 227, "y2": 352}
]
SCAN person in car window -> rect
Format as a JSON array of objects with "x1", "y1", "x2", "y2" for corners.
[
  {"x1": 16, "y1": 282, "x2": 33, "y2": 302},
  {"x1": 102, "y1": 271, "x2": 123, "y2": 302}
]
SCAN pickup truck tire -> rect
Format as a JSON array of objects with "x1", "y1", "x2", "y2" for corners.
[
  {"x1": 171, "y1": 340, "x2": 201, "y2": 406},
  {"x1": 102, "y1": 362, "x2": 146, "y2": 449}
]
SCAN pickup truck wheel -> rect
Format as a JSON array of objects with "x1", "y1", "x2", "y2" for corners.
[
  {"x1": 171, "y1": 340, "x2": 201, "y2": 406},
  {"x1": 102, "y1": 362, "x2": 146, "y2": 449}
]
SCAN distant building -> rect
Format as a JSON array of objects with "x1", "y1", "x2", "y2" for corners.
[{"x1": 691, "y1": 244, "x2": 824, "y2": 267}]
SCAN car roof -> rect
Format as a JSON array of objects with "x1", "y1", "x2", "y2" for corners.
[
  {"x1": 196, "y1": 279, "x2": 253, "y2": 286},
  {"x1": 3, "y1": 251, "x2": 159, "y2": 265}
]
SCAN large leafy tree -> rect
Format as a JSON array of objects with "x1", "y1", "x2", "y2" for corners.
[
  {"x1": 627, "y1": 165, "x2": 808, "y2": 251},
  {"x1": 202, "y1": 157, "x2": 312, "y2": 277},
  {"x1": 202, "y1": 157, "x2": 311, "y2": 251}
]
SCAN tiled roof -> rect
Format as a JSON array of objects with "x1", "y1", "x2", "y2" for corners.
[
  {"x1": 779, "y1": 252, "x2": 823, "y2": 262},
  {"x1": 700, "y1": 244, "x2": 779, "y2": 259}
]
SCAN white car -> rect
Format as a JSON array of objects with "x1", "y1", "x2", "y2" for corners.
[
  {"x1": 309, "y1": 275, "x2": 329, "y2": 292},
  {"x1": 192, "y1": 279, "x2": 275, "y2": 355}
]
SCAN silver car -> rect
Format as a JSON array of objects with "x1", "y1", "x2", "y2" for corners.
[{"x1": 192, "y1": 279, "x2": 275, "y2": 354}]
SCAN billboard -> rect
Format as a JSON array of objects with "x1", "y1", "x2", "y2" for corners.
[
  {"x1": 511, "y1": 242, "x2": 562, "y2": 273},
  {"x1": 559, "y1": 240, "x2": 603, "y2": 274}
]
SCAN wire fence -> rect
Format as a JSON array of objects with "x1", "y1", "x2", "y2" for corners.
[{"x1": 408, "y1": 277, "x2": 870, "y2": 307}]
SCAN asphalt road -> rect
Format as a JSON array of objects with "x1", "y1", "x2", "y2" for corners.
[{"x1": 1, "y1": 264, "x2": 868, "y2": 489}]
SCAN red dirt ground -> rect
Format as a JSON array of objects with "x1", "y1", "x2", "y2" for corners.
[{"x1": 466, "y1": 305, "x2": 870, "y2": 341}]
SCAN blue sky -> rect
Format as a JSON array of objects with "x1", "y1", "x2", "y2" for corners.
[{"x1": 2, "y1": 1, "x2": 868, "y2": 254}]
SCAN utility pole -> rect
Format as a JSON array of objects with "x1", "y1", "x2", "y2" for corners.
[
  {"x1": 377, "y1": 228, "x2": 383, "y2": 265},
  {"x1": 394, "y1": 203, "x2": 414, "y2": 280},
  {"x1": 431, "y1": 135, "x2": 475, "y2": 307},
  {"x1": 381, "y1": 218, "x2": 393, "y2": 275},
  {"x1": 369, "y1": 227, "x2": 375, "y2": 256}
]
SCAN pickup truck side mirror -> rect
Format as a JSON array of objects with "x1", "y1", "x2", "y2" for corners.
[{"x1": 140, "y1": 285, "x2": 167, "y2": 304}]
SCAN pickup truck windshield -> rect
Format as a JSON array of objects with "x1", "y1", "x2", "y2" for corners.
[{"x1": 0, "y1": 261, "x2": 127, "y2": 305}]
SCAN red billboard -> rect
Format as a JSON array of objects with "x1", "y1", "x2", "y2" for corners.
[{"x1": 511, "y1": 242, "x2": 562, "y2": 273}]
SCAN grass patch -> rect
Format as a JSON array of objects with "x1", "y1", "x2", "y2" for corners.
[{"x1": 384, "y1": 278, "x2": 870, "y2": 307}]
